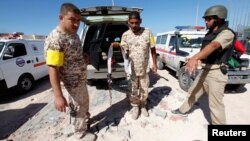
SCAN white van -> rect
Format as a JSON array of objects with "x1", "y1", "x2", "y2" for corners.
[{"x1": 0, "y1": 36, "x2": 48, "y2": 93}]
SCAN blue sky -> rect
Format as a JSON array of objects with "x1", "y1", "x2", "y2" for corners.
[{"x1": 0, "y1": 0, "x2": 249, "y2": 36}]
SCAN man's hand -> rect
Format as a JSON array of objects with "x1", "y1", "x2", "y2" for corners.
[
  {"x1": 83, "y1": 53, "x2": 90, "y2": 64},
  {"x1": 185, "y1": 57, "x2": 190, "y2": 62},
  {"x1": 54, "y1": 95, "x2": 68, "y2": 112},
  {"x1": 151, "y1": 64, "x2": 158, "y2": 73},
  {"x1": 112, "y1": 42, "x2": 120, "y2": 48},
  {"x1": 185, "y1": 57, "x2": 198, "y2": 75}
]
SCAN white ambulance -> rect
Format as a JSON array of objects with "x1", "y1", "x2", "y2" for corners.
[
  {"x1": 156, "y1": 26, "x2": 250, "y2": 91},
  {"x1": 156, "y1": 26, "x2": 206, "y2": 91},
  {"x1": 0, "y1": 35, "x2": 48, "y2": 93}
]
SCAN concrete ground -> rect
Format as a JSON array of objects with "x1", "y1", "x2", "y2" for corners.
[{"x1": 2, "y1": 69, "x2": 250, "y2": 141}]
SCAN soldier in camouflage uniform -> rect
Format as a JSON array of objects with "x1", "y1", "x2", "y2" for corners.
[
  {"x1": 45, "y1": 3, "x2": 96, "y2": 141},
  {"x1": 120, "y1": 11, "x2": 158, "y2": 120}
]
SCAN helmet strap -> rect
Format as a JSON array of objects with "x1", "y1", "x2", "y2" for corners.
[{"x1": 211, "y1": 18, "x2": 224, "y2": 30}]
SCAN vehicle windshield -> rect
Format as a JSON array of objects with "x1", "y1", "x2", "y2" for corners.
[
  {"x1": 179, "y1": 35, "x2": 204, "y2": 48},
  {"x1": 82, "y1": 15, "x2": 129, "y2": 24},
  {"x1": 0, "y1": 42, "x2": 5, "y2": 54}
]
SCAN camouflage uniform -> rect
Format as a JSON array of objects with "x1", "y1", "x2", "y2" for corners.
[
  {"x1": 45, "y1": 26, "x2": 89, "y2": 133},
  {"x1": 121, "y1": 27, "x2": 155, "y2": 107}
]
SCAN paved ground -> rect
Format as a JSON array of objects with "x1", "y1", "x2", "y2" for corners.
[{"x1": 2, "y1": 69, "x2": 250, "y2": 141}]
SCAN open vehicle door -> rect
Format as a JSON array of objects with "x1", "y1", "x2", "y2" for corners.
[{"x1": 80, "y1": 6, "x2": 142, "y2": 70}]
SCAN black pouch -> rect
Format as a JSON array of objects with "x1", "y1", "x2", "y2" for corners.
[
  {"x1": 220, "y1": 65, "x2": 227, "y2": 75},
  {"x1": 69, "y1": 103, "x2": 77, "y2": 117}
]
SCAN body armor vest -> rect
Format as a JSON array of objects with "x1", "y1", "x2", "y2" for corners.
[{"x1": 201, "y1": 23, "x2": 235, "y2": 64}]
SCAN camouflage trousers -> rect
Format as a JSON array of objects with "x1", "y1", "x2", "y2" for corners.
[
  {"x1": 129, "y1": 73, "x2": 149, "y2": 107},
  {"x1": 65, "y1": 83, "x2": 89, "y2": 133}
]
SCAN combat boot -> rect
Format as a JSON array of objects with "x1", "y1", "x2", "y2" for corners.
[
  {"x1": 171, "y1": 109, "x2": 187, "y2": 117},
  {"x1": 74, "y1": 132, "x2": 97, "y2": 141},
  {"x1": 140, "y1": 101, "x2": 149, "y2": 117},
  {"x1": 141, "y1": 107, "x2": 149, "y2": 117},
  {"x1": 81, "y1": 132, "x2": 97, "y2": 141},
  {"x1": 130, "y1": 106, "x2": 139, "y2": 120}
]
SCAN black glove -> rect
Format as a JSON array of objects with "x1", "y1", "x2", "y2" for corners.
[
  {"x1": 69, "y1": 103, "x2": 77, "y2": 117},
  {"x1": 220, "y1": 65, "x2": 227, "y2": 75},
  {"x1": 125, "y1": 50, "x2": 129, "y2": 59},
  {"x1": 107, "y1": 73, "x2": 112, "y2": 84}
]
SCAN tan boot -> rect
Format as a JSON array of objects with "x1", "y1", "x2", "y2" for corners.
[
  {"x1": 130, "y1": 106, "x2": 139, "y2": 120},
  {"x1": 80, "y1": 132, "x2": 97, "y2": 141},
  {"x1": 67, "y1": 131, "x2": 96, "y2": 141},
  {"x1": 74, "y1": 132, "x2": 97, "y2": 141},
  {"x1": 141, "y1": 107, "x2": 149, "y2": 117}
]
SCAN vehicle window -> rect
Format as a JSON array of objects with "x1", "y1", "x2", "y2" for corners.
[
  {"x1": 103, "y1": 24, "x2": 128, "y2": 63},
  {"x1": 6, "y1": 43, "x2": 27, "y2": 59},
  {"x1": 114, "y1": 37, "x2": 120, "y2": 42},
  {"x1": 29, "y1": 42, "x2": 44, "y2": 54},
  {"x1": 31, "y1": 44, "x2": 38, "y2": 51},
  {"x1": 169, "y1": 36, "x2": 176, "y2": 46},
  {"x1": 93, "y1": 25, "x2": 106, "y2": 41},
  {"x1": 160, "y1": 35, "x2": 167, "y2": 44},
  {"x1": 156, "y1": 36, "x2": 161, "y2": 44},
  {"x1": 180, "y1": 37, "x2": 203, "y2": 48},
  {"x1": 82, "y1": 25, "x2": 99, "y2": 52},
  {"x1": 95, "y1": 29, "x2": 101, "y2": 40},
  {"x1": 0, "y1": 42, "x2": 5, "y2": 53}
]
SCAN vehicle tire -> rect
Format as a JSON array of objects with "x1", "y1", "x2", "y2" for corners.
[
  {"x1": 178, "y1": 66, "x2": 193, "y2": 92},
  {"x1": 225, "y1": 84, "x2": 246, "y2": 93},
  {"x1": 87, "y1": 79, "x2": 94, "y2": 86},
  {"x1": 157, "y1": 56, "x2": 164, "y2": 70},
  {"x1": 17, "y1": 74, "x2": 34, "y2": 94}
]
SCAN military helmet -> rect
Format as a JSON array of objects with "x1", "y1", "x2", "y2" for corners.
[{"x1": 203, "y1": 5, "x2": 227, "y2": 19}]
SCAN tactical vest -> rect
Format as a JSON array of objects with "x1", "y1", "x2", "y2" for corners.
[{"x1": 201, "y1": 23, "x2": 235, "y2": 64}]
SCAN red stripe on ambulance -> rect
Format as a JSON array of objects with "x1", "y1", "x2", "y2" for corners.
[{"x1": 34, "y1": 61, "x2": 46, "y2": 67}]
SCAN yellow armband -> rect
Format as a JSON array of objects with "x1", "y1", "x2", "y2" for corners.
[{"x1": 46, "y1": 50, "x2": 64, "y2": 66}]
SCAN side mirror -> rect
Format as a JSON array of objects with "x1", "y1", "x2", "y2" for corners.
[
  {"x1": 174, "y1": 31, "x2": 180, "y2": 35},
  {"x1": 170, "y1": 45, "x2": 175, "y2": 51},
  {"x1": 3, "y1": 46, "x2": 15, "y2": 59},
  {"x1": 7, "y1": 46, "x2": 15, "y2": 53},
  {"x1": 191, "y1": 44, "x2": 200, "y2": 48}
]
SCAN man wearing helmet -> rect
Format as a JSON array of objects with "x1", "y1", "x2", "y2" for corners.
[{"x1": 172, "y1": 5, "x2": 234, "y2": 125}]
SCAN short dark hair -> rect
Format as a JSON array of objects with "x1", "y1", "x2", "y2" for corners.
[
  {"x1": 129, "y1": 11, "x2": 141, "y2": 20},
  {"x1": 60, "y1": 3, "x2": 80, "y2": 15}
]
